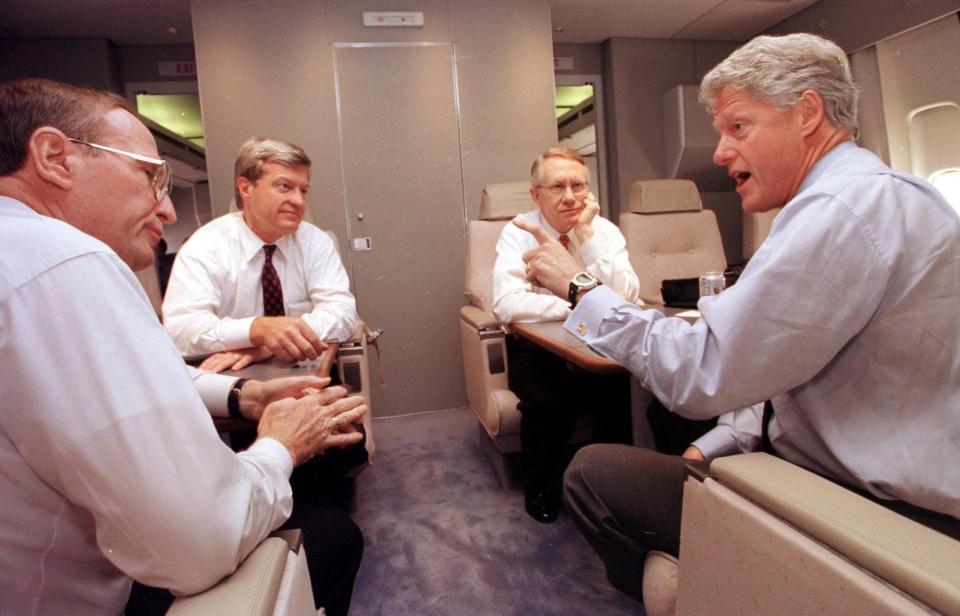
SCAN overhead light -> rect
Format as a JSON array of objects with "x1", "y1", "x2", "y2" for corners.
[
  {"x1": 553, "y1": 26, "x2": 564, "y2": 33},
  {"x1": 166, "y1": 26, "x2": 179, "y2": 35}
]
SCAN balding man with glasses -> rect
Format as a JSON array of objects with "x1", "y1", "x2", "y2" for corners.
[
  {"x1": 491, "y1": 146, "x2": 640, "y2": 523},
  {"x1": 0, "y1": 78, "x2": 366, "y2": 615}
]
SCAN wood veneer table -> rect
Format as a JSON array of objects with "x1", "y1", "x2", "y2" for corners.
[
  {"x1": 508, "y1": 304, "x2": 699, "y2": 375},
  {"x1": 509, "y1": 304, "x2": 701, "y2": 447}
]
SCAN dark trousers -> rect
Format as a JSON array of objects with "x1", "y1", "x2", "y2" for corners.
[
  {"x1": 124, "y1": 499, "x2": 363, "y2": 616},
  {"x1": 563, "y1": 444, "x2": 686, "y2": 601},
  {"x1": 506, "y1": 336, "x2": 632, "y2": 499}
]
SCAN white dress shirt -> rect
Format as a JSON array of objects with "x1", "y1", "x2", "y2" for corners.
[
  {"x1": 492, "y1": 210, "x2": 640, "y2": 323},
  {"x1": 163, "y1": 212, "x2": 358, "y2": 358},
  {"x1": 565, "y1": 142, "x2": 960, "y2": 518},
  {"x1": 0, "y1": 197, "x2": 294, "y2": 615}
]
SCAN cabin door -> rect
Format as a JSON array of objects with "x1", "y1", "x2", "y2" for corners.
[{"x1": 333, "y1": 43, "x2": 467, "y2": 416}]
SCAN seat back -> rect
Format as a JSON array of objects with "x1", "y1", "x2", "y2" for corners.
[
  {"x1": 619, "y1": 179, "x2": 726, "y2": 304},
  {"x1": 742, "y1": 208, "x2": 781, "y2": 261},
  {"x1": 464, "y1": 181, "x2": 533, "y2": 312},
  {"x1": 134, "y1": 266, "x2": 164, "y2": 318}
]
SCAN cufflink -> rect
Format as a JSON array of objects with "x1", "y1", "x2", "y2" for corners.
[{"x1": 577, "y1": 322, "x2": 588, "y2": 337}]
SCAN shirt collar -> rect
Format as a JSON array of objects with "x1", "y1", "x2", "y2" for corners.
[
  {"x1": 530, "y1": 210, "x2": 579, "y2": 249},
  {"x1": 796, "y1": 140, "x2": 857, "y2": 198},
  {"x1": 235, "y1": 211, "x2": 294, "y2": 263}
]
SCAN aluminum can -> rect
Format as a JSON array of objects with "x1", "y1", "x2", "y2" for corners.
[{"x1": 699, "y1": 271, "x2": 726, "y2": 297}]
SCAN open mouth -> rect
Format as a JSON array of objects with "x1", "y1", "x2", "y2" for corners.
[{"x1": 733, "y1": 171, "x2": 751, "y2": 188}]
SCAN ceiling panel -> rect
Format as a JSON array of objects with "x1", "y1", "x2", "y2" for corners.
[
  {"x1": 0, "y1": 0, "x2": 822, "y2": 46},
  {"x1": 675, "y1": 0, "x2": 821, "y2": 41}
]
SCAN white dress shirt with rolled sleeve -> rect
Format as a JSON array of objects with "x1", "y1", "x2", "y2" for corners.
[
  {"x1": 564, "y1": 142, "x2": 960, "y2": 518},
  {"x1": 163, "y1": 212, "x2": 358, "y2": 358},
  {"x1": 492, "y1": 210, "x2": 640, "y2": 323},
  {"x1": 0, "y1": 197, "x2": 295, "y2": 615}
]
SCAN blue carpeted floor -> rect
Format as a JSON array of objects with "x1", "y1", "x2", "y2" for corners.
[{"x1": 349, "y1": 407, "x2": 643, "y2": 615}]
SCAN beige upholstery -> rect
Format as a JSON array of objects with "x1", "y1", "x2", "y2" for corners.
[
  {"x1": 642, "y1": 550, "x2": 680, "y2": 616},
  {"x1": 460, "y1": 182, "x2": 532, "y2": 486},
  {"x1": 135, "y1": 266, "x2": 164, "y2": 318},
  {"x1": 742, "y1": 207, "x2": 781, "y2": 260},
  {"x1": 480, "y1": 181, "x2": 534, "y2": 220},
  {"x1": 620, "y1": 179, "x2": 726, "y2": 304},
  {"x1": 671, "y1": 453, "x2": 960, "y2": 615},
  {"x1": 169, "y1": 531, "x2": 318, "y2": 616}
]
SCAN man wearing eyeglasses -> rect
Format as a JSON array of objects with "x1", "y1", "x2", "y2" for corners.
[
  {"x1": 491, "y1": 146, "x2": 640, "y2": 523},
  {"x1": 0, "y1": 78, "x2": 366, "y2": 615}
]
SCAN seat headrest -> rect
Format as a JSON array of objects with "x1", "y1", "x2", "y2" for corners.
[
  {"x1": 626, "y1": 179, "x2": 702, "y2": 214},
  {"x1": 479, "y1": 181, "x2": 535, "y2": 220}
]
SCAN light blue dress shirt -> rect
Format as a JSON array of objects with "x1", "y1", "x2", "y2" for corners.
[{"x1": 566, "y1": 142, "x2": 960, "y2": 518}]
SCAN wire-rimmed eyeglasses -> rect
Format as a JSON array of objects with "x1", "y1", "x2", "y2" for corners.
[
  {"x1": 536, "y1": 181, "x2": 589, "y2": 196},
  {"x1": 68, "y1": 138, "x2": 172, "y2": 203}
]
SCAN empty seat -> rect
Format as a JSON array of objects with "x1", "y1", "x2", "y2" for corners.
[{"x1": 619, "y1": 179, "x2": 726, "y2": 304}]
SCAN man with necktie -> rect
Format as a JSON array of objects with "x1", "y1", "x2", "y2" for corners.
[
  {"x1": 162, "y1": 137, "x2": 366, "y2": 614},
  {"x1": 163, "y1": 137, "x2": 358, "y2": 374},
  {"x1": 491, "y1": 147, "x2": 640, "y2": 523}
]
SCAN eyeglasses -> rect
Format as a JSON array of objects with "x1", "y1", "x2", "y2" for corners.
[
  {"x1": 537, "y1": 181, "x2": 589, "y2": 196},
  {"x1": 68, "y1": 138, "x2": 172, "y2": 203}
]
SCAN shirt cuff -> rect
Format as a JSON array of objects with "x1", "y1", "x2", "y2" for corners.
[
  {"x1": 225, "y1": 316, "x2": 258, "y2": 349},
  {"x1": 563, "y1": 284, "x2": 623, "y2": 341},
  {"x1": 244, "y1": 437, "x2": 295, "y2": 478},
  {"x1": 194, "y1": 372, "x2": 238, "y2": 418},
  {"x1": 691, "y1": 425, "x2": 739, "y2": 460}
]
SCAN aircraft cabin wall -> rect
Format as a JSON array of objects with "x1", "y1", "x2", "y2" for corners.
[{"x1": 192, "y1": 0, "x2": 558, "y2": 418}]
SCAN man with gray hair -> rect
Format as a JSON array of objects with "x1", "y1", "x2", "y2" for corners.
[
  {"x1": 162, "y1": 136, "x2": 367, "y2": 614},
  {"x1": 163, "y1": 136, "x2": 359, "y2": 373},
  {"x1": 518, "y1": 33, "x2": 960, "y2": 601}
]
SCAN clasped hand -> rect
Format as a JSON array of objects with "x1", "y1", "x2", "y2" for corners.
[{"x1": 257, "y1": 383, "x2": 367, "y2": 467}]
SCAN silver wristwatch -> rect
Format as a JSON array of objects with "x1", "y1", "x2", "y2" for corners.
[{"x1": 568, "y1": 271, "x2": 600, "y2": 308}]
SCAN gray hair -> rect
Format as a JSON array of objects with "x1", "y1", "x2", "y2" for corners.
[
  {"x1": 700, "y1": 33, "x2": 859, "y2": 135},
  {"x1": 234, "y1": 136, "x2": 311, "y2": 209},
  {"x1": 530, "y1": 146, "x2": 590, "y2": 187}
]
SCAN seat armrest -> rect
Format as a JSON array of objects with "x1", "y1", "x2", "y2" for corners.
[
  {"x1": 460, "y1": 305, "x2": 501, "y2": 331},
  {"x1": 167, "y1": 536, "x2": 290, "y2": 616},
  {"x1": 710, "y1": 453, "x2": 960, "y2": 615}
]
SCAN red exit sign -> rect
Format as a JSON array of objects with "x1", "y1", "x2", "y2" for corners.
[{"x1": 158, "y1": 61, "x2": 197, "y2": 77}]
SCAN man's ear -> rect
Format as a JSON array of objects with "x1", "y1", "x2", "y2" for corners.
[
  {"x1": 237, "y1": 176, "x2": 253, "y2": 205},
  {"x1": 28, "y1": 128, "x2": 75, "y2": 191},
  {"x1": 796, "y1": 89, "x2": 826, "y2": 137}
]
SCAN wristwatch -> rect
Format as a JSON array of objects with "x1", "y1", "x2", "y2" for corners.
[
  {"x1": 568, "y1": 272, "x2": 600, "y2": 308},
  {"x1": 228, "y1": 378, "x2": 248, "y2": 419}
]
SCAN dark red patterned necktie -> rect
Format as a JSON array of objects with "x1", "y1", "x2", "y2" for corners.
[
  {"x1": 559, "y1": 234, "x2": 570, "y2": 250},
  {"x1": 261, "y1": 244, "x2": 285, "y2": 317}
]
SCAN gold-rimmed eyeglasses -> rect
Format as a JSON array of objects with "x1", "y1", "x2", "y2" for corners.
[
  {"x1": 68, "y1": 138, "x2": 172, "y2": 203},
  {"x1": 537, "y1": 181, "x2": 589, "y2": 196}
]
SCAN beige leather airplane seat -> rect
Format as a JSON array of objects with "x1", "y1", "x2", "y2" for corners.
[
  {"x1": 619, "y1": 179, "x2": 726, "y2": 304},
  {"x1": 168, "y1": 530, "x2": 320, "y2": 616},
  {"x1": 459, "y1": 181, "x2": 530, "y2": 487},
  {"x1": 742, "y1": 207, "x2": 781, "y2": 261},
  {"x1": 646, "y1": 453, "x2": 960, "y2": 616}
]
